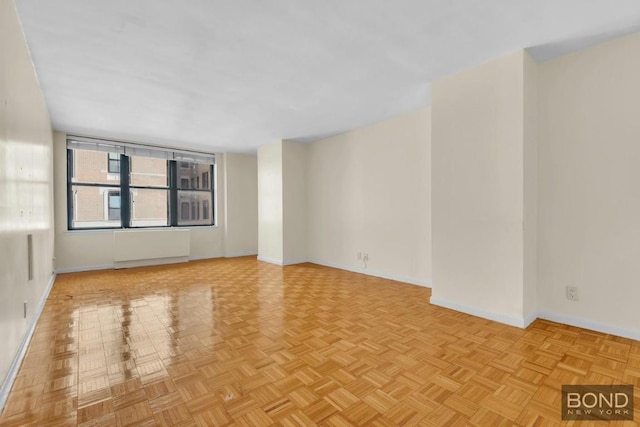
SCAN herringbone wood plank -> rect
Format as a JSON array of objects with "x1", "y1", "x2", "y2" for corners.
[{"x1": 0, "y1": 257, "x2": 638, "y2": 426}]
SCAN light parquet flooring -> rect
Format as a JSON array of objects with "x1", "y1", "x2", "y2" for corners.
[{"x1": 1, "y1": 257, "x2": 639, "y2": 426}]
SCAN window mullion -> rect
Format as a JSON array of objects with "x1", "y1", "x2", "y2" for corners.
[
  {"x1": 120, "y1": 155, "x2": 131, "y2": 228},
  {"x1": 67, "y1": 149, "x2": 74, "y2": 230},
  {"x1": 211, "y1": 164, "x2": 215, "y2": 226},
  {"x1": 169, "y1": 160, "x2": 178, "y2": 227}
]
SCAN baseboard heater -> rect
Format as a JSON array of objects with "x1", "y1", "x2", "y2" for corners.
[{"x1": 113, "y1": 229, "x2": 190, "y2": 268}]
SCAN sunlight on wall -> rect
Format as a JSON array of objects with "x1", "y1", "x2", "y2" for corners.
[{"x1": 0, "y1": 141, "x2": 52, "y2": 231}]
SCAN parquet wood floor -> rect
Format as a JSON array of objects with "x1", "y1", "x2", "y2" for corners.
[{"x1": 0, "y1": 257, "x2": 638, "y2": 426}]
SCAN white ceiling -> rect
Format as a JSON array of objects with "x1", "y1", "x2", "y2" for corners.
[{"x1": 15, "y1": 0, "x2": 640, "y2": 153}]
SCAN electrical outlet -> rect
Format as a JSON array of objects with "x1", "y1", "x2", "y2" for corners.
[
  {"x1": 566, "y1": 286, "x2": 578, "y2": 301},
  {"x1": 363, "y1": 253, "x2": 369, "y2": 262},
  {"x1": 357, "y1": 252, "x2": 362, "y2": 260}
]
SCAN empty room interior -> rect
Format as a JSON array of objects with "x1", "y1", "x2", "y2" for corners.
[{"x1": 2, "y1": 0, "x2": 640, "y2": 425}]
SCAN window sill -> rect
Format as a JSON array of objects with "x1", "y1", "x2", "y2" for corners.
[{"x1": 65, "y1": 225, "x2": 219, "y2": 234}]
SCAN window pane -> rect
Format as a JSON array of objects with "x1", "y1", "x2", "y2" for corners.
[
  {"x1": 177, "y1": 162, "x2": 210, "y2": 190},
  {"x1": 108, "y1": 191, "x2": 121, "y2": 221},
  {"x1": 108, "y1": 153, "x2": 120, "y2": 173},
  {"x1": 130, "y1": 156, "x2": 168, "y2": 187},
  {"x1": 181, "y1": 202, "x2": 190, "y2": 219},
  {"x1": 70, "y1": 148, "x2": 121, "y2": 185},
  {"x1": 177, "y1": 191, "x2": 212, "y2": 225},
  {"x1": 202, "y1": 200, "x2": 209, "y2": 219},
  {"x1": 203, "y1": 200, "x2": 209, "y2": 220},
  {"x1": 130, "y1": 189, "x2": 169, "y2": 227},
  {"x1": 70, "y1": 185, "x2": 121, "y2": 228}
]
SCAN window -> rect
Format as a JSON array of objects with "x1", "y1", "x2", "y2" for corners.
[
  {"x1": 67, "y1": 147, "x2": 122, "y2": 229},
  {"x1": 181, "y1": 202, "x2": 190, "y2": 220},
  {"x1": 129, "y1": 155, "x2": 169, "y2": 227},
  {"x1": 108, "y1": 153, "x2": 120, "y2": 173},
  {"x1": 177, "y1": 161, "x2": 214, "y2": 226},
  {"x1": 107, "y1": 191, "x2": 121, "y2": 221},
  {"x1": 203, "y1": 200, "x2": 209, "y2": 220},
  {"x1": 67, "y1": 137, "x2": 215, "y2": 230},
  {"x1": 202, "y1": 172, "x2": 209, "y2": 189}
]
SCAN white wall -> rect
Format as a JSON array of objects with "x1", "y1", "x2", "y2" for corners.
[
  {"x1": 537, "y1": 32, "x2": 640, "y2": 338},
  {"x1": 523, "y1": 53, "x2": 538, "y2": 321},
  {"x1": 256, "y1": 140, "x2": 308, "y2": 265},
  {"x1": 0, "y1": 0, "x2": 55, "y2": 397},
  {"x1": 282, "y1": 141, "x2": 308, "y2": 263},
  {"x1": 223, "y1": 153, "x2": 258, "y2": 257},
  {"x1": 257, "y1": 141, "x2": 283, "y2": 263},
  {"x1": 307, "y1": 108, "x2": 431, "y2": 286},
  {"x1": 54, "y1": 132, "x2": 259, "y2": 271},
  {"x1": 431, "y1": 51, "x2": 535, "y2": 326}
]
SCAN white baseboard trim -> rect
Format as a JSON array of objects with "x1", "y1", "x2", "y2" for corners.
[
  {"x1": 283, "y1": 258, "x2": 310, "y2": 266},
  {"x1": 257, "y1": 256, "x2": 310, "y2": 266},
  {"x1": 224, "y1": 252, "x2": 258, "y2": 258},
  {"x1": 257, "y1": 255, "x2": 284, "y2": 265},
  {"x1": 427, "y1": 300, "x2": 640, "y2": 339},
  {"x1": 56, "y1": 255, "x2": 235, "y2": 273},
  {"x1": 429, "y1": 296, "x2": 530, "y2": 328},
  {"x1": 114, "y1": 256, "x2": 188, "y2": 269},
  {"x1": 56, "y1": 263, "x2": 115, "y2": 274},
  {"x1": 308, "y1": 259, "x2": 431, "y2": 288},
  {"x1": 189, "y1": 254, "x2": 222, "y2": 261},
  {"x1": 537, "y1": 310, "x2": 640, "y2": 341},
  {"x1": 523, "y1": 311, "x2": 538, "y2": 329},
  {"x1": 0, "y1": 273, "x2": 56, "y2": 414},
  {"x1": 256, "y1": 256, "x2": 431, "y2": 287}
]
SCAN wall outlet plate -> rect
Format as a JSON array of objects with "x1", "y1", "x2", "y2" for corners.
[{"x1": 566, "y1": 286, "x2": 578, "y2": 301}]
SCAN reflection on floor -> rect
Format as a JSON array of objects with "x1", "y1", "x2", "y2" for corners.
[{"x1": 0, "y1": 257, "x2": 638, "y2": 426}]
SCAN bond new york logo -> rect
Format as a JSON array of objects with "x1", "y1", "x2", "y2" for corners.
[{"x1": 562, "y1": 385, "x2": 634, "y2": 421}]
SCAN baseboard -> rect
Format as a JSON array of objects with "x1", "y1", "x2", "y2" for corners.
[
  {"x1": 537, "y1": 310, "x2": 640, "y2": 341},
  {"x1": 114, "y1": 256, "x2": 188, "y2": 269},
  {"x1": 56, "y1": 255, "x2": 234, "y2": 272},
  {"x1": 0, "y1": 273, "x2": 56, "y2": 414},
  {"x1": 223, "y1": 252, "x2": 258, "y2": 258},
  {"x1": 56, "y1": 263, "x2": 115, "y2": 273},
  {"x1": 308, "y1": 259, "x2": 431, "y2": 288},
  {"x1": 257, "y1": 256, "x2": 284, "y2": 266},
  {"x1": 257, "y1": 256, "x2": 311, "y2": 266},
  {"x1": 523, "y1": 311, "x2": 538, "y2": 328},
  {"x1": 189, "y1": 254, "x2": 223, "y2": 261},
  {"x1": 429, "y1": 296, "x2": 530, "y2": 328},
  {"x1": 283, "y1": 258, "x2": 310, "y2": 266}
]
